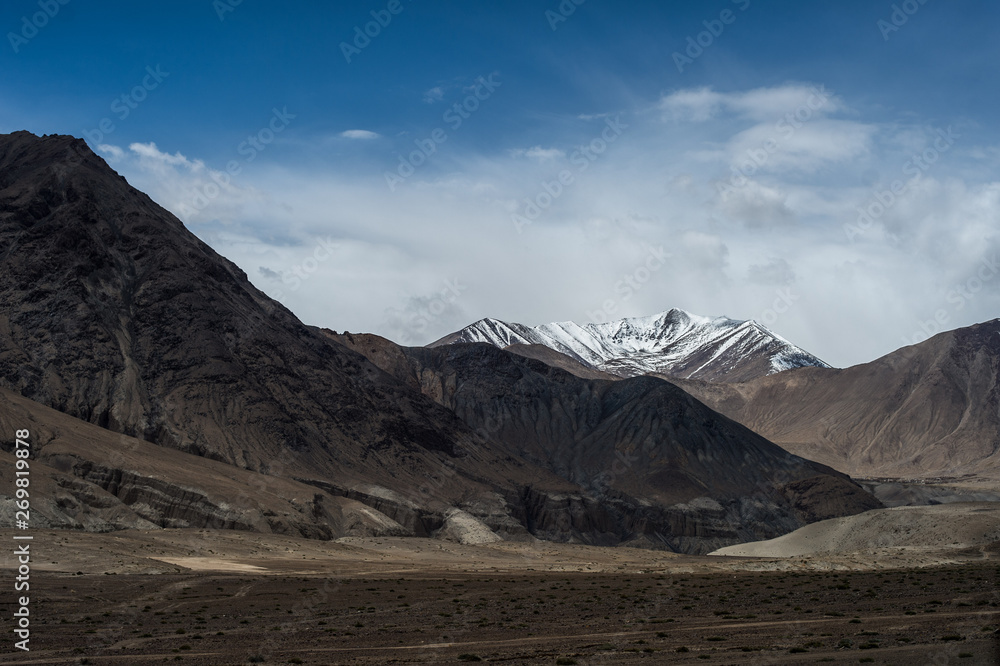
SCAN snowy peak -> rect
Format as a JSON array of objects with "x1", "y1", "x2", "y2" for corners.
[{"x1": 431, "y1": 309, "x2": 831, "y2": 382}]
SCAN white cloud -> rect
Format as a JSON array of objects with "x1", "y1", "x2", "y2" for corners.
[
  {"x1": 748, "y1": 258, "x2": 796, "y2": 286},
  {"x1": 339, "y1": 129, "x2": 381, "y2": 140},
  {"x1": 422, "y1": 86, "x2": 445, "y2": 104},
  {"x1": 660, "y1": 84, "x2": 843, "y2": 123},
  {"x1": 659, "y1": 87, "x2": 726, "y2": 122},
  {"x1": 102, "y1": 84, "x2": 1000, "y2": 369},
  {"x1": 129, "y1": 142, "x2": 193, "y2": 166},
  {"x1": 725, "y1": 119, "x2": 876, "y2": 173},
  {"x1": 97, "y1": 144, "x2": 124, "y2": 161},
  {"x1": 509, "y1": 146, "x2": 565, "y2": 162},
  {"x1": 99, "y1": 142, "x2": 263, "y2": 226}
]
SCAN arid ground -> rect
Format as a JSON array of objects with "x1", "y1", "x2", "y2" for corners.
[{"x1": 2, "y1": 521, "x2": 998, "y2": 665}]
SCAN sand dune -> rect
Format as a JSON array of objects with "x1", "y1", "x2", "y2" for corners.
[{"x1": 710, "y1": 502, "x2": 1000, "y2": 558}]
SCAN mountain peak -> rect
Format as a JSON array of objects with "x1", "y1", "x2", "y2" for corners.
[
  {"x1": 432, "y1": 309, "x2": 830, "y2": 382},
  {"x1": 0, "y1": 130, "x2": 99, "y2": 171}
]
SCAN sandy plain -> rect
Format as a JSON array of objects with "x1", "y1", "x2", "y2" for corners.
[{"x1": 2, "y1": 502, "x2": 999, "y2": 665}]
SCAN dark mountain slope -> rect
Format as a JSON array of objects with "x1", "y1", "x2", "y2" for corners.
[
  {"x1": 333, "y1": 332, "x2": 881, "y2": 552},
  {"x1": 0, "y1": 131, "x2": 546, "y2": 505}
]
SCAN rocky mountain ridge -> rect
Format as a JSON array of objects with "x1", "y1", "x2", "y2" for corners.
[
  {"x1": 0, "y1": 131, "x2": 879, "y2": 553},
  {"x1": 432, "y1": 309, "x2": 830, "y2": 382}
]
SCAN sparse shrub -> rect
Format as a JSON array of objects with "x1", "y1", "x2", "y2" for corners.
[{"x1": 458, "y1": 655, "x2": 482, "y2": 663}]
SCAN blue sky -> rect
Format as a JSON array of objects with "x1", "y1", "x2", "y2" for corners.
[{"x1": 3, "y1": 0, "x2": 999, "y2": 366}]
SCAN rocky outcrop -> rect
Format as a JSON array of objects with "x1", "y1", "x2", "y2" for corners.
[{"x1": 0, "y1": 387, "x2": 410, "y2": 539}]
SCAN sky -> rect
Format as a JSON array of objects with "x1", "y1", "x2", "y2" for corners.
[{"x1": 2, "y1": 0, "x2": 999, "y2": 367}]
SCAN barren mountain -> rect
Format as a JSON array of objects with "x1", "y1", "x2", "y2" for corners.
[
  {"x1": 0, "y1": 386, "x2": 407, "y2": 538},
  {"x1": 673, "y1": 321, "x2": 1000, "y2": 481},
  {"x1": 333, "y1": 332, "x2": 880, "y2": 553},
  {"x1": 432, "y1": 309, "x2": 830, "y2": 382},
  {"x1": 0, "y1": 130, "x2": 567, "y2": 534},
  {"x1": 0, "y1": 131, "x2": 878, "y2": 553}
]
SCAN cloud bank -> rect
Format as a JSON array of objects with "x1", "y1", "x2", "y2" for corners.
[{"x1": 96, "y1": 84, "x2": 1000, "y2": 368}]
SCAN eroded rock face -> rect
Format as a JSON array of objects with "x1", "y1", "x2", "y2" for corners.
[
  {"x1": 335, "y1": 337, "x2": 883, "y2": 553},
  {"x1": 0, "y1": 459, "x2": 159, "y2": 532},
  {"x1": 0, "y1": 386, "x2": 411, "y2": 540}
]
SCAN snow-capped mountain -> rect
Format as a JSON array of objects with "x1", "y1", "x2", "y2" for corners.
[{"x1": 430, "y1": 309, "x2": 831, "y2": 382}]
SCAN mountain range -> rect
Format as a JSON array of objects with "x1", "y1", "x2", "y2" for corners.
[
  {"x1": 432, "y1": 309, "x2": 830, "y2": 382},
  {"x1": 434, "y1": 307, "x2": 1000, "y2": 483},
  {"x1": 3, "y1": 129, "x2": 997, "y2": 560},
  {"x1": 0, "y1": 131, "x2": 879, "y2": 554},
  {"x1": 672, "y1": 320, "x2": 1000, "y2": 481}
]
